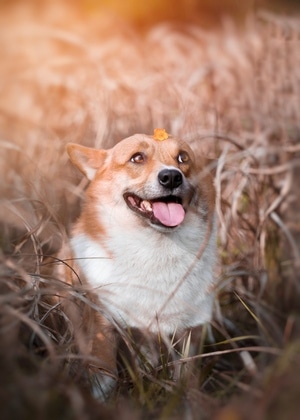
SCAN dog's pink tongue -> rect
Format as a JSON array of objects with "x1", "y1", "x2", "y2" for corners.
[{"x1": 152, "y1": 202, "x2": 185, "y2": 227}]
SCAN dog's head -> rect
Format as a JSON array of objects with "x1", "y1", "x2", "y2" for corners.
[{"x1": 67, "y1": 131, "x2": 214, "y2": 232}]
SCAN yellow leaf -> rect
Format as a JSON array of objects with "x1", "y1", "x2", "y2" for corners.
[{"x1": 153, "y1": 128, "x2": 169, "y2": 141}]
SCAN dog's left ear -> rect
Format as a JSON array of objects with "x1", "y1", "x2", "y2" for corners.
[{"x1": 66, "y1": 143, "x2": 107, "y2": 180}]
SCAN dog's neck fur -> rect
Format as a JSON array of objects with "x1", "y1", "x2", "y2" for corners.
[{"x1": 70, "y1": 206, "x2": 216, "y2": 335}]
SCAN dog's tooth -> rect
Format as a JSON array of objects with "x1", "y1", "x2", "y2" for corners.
[{"x1": 141, "y1": 200, "x2": 152, "y2": 212}]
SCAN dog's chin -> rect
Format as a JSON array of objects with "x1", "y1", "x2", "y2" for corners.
[{"x1": 123, "y1": 192, "x2": 185, "y2": 231}]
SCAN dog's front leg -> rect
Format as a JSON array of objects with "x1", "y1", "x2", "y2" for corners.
[{"x1": 88, "y1": 312, "x2": 119, "y2": 400}]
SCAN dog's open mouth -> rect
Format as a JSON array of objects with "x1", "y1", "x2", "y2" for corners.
[{"x1": 124, "y1": 193, "x2": 185, "y2": 228}]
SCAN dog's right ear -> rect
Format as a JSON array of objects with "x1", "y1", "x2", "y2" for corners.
[{"x1": 66, "y1": 143, "x2": 107, "y2": 180}]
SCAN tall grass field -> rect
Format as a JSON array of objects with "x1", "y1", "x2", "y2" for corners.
[{"x1": 0, "y1": 2, "x2": 299, "y2": 419}]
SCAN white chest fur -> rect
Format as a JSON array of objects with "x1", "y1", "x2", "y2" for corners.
[{"x1": 71, "y1": 215, "x2": 216, "y2": 336}]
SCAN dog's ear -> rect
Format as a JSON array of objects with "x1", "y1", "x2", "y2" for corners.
[{"x1": 66, "y1": 143, "x2": 107, "y2": 180}]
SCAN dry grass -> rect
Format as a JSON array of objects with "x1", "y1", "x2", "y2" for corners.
[{"x1": 0, "y1": 2, "x2": 300, "y2": 419}]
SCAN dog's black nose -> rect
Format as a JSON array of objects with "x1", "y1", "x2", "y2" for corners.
[{"x1": 158, "y1": 169, "x2": 183, "y2": 189}]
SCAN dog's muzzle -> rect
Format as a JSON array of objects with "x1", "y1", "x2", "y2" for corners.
[{"x1": 123, "y1": 168, "x2": 189, "y2": 228}]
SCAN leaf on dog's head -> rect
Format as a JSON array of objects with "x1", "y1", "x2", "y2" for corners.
[{"x1": 153, "y1": 128, "x2": 169, "y2": 141}]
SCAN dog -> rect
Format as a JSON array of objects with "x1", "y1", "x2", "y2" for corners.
[{"x1": 58, "y1": 129, "x2": 217, "y2": 398}]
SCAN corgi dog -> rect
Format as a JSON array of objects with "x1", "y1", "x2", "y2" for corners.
[{"x1": 59, "y1": 129, "x2": 217, "y2": 397}]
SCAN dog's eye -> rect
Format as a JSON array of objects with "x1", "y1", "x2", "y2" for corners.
[
  {"x1": 130, "y1": 153, "x2": 145, "y2": 164},
  {"x1": 177, "y1": 151, "x2": 189, "y2": 164}
]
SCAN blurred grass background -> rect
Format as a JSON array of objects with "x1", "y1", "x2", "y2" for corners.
[{"x1": 0, "y1": 1, "x2": 300, "y2": 419}]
